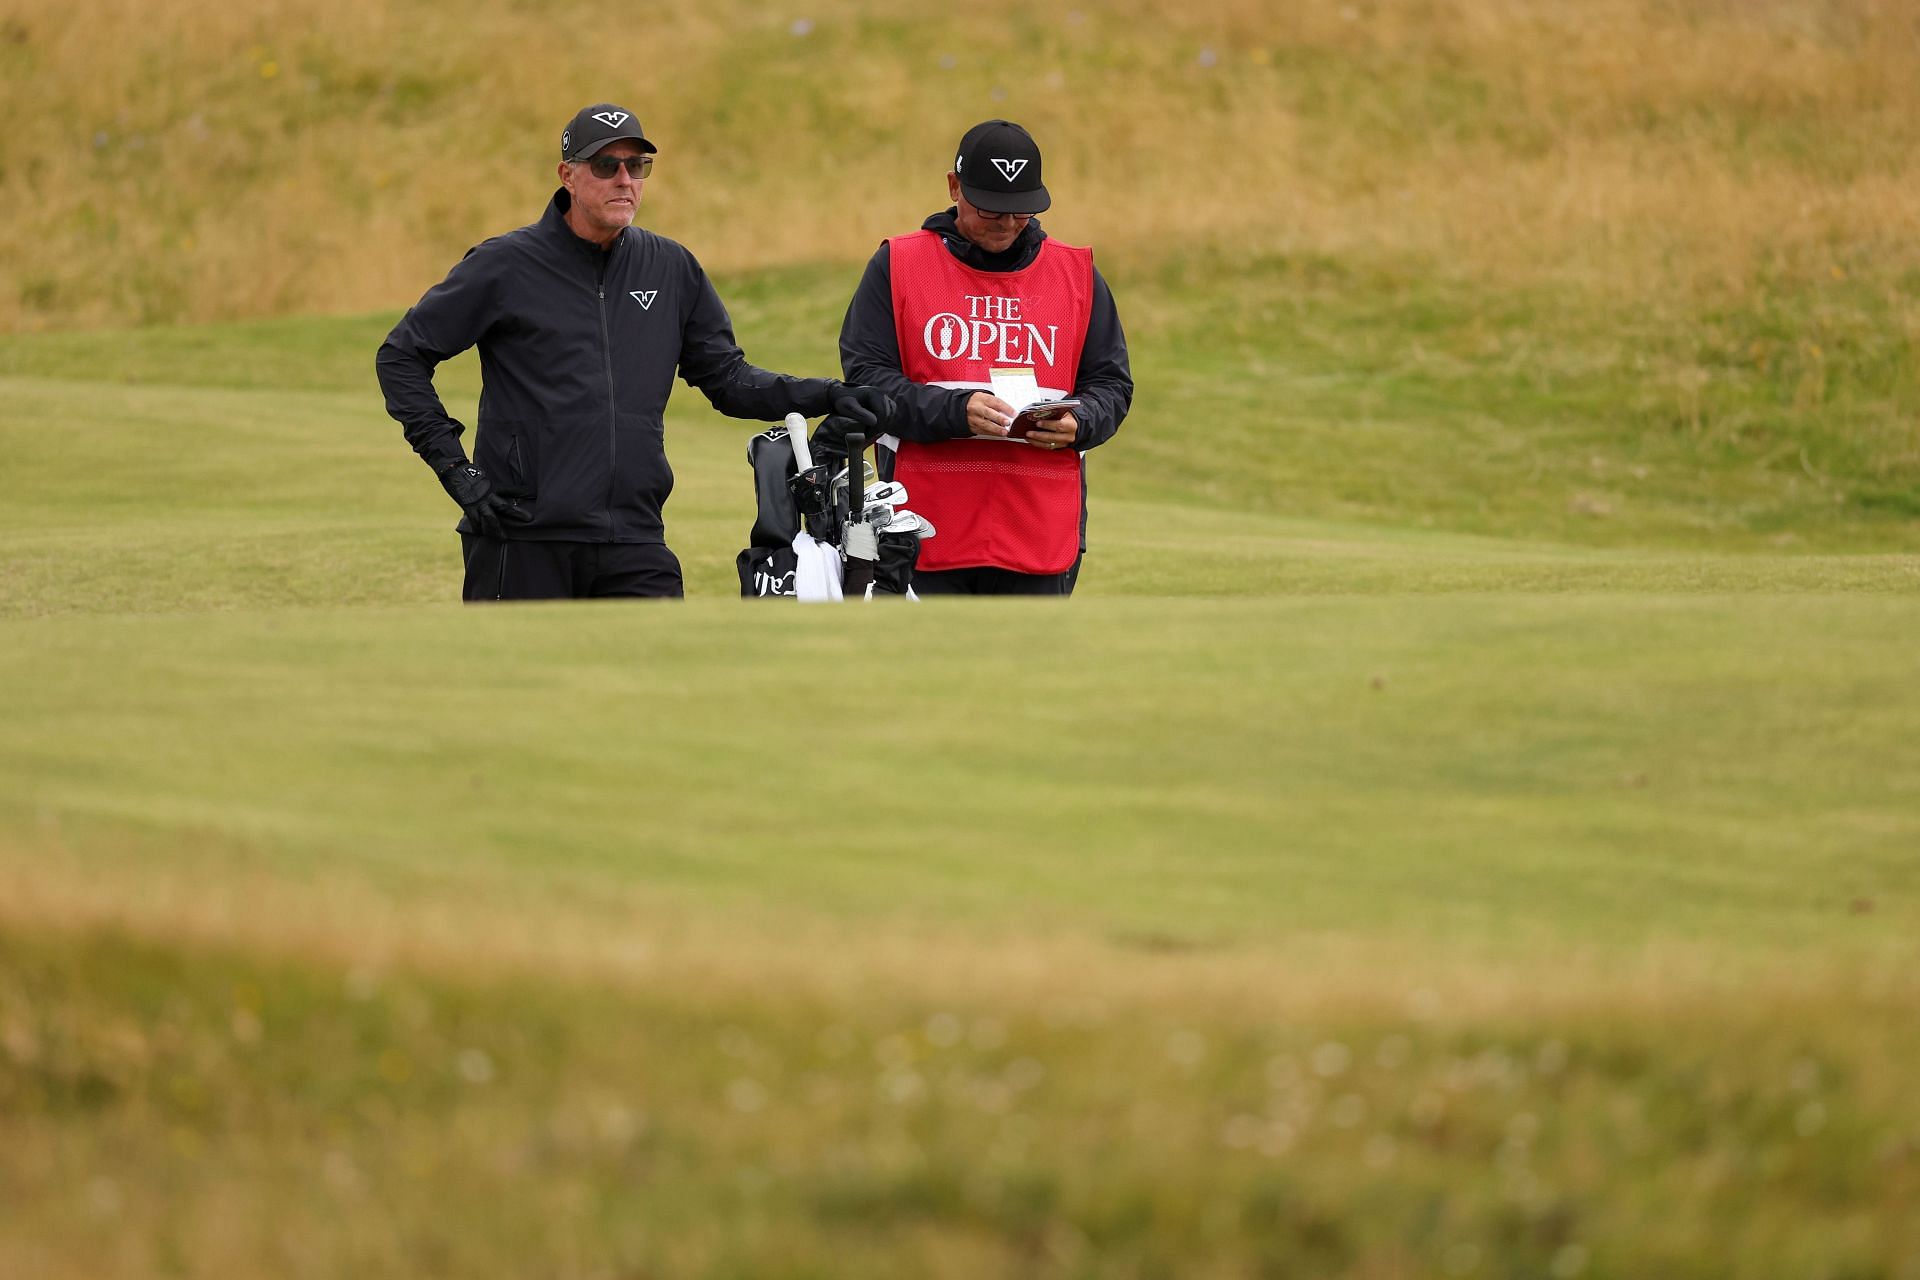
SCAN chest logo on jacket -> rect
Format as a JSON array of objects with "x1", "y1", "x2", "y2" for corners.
[
  {"x1": 630, "y1": 290, "x2": 657, "y2": 310},
  {"x1": 922, "y1": 293, "x2": 1058, "y2": 367}
]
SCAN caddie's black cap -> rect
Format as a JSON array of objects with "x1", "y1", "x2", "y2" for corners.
[
  {"x1": 561, "y1": 103, "x2": 657, "y2": 163},
  {"x1": 953, "y1": 119, "x2": 1050, "y2": 215}
]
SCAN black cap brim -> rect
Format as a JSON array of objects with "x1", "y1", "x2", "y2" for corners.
[
  {"x1": 959, "y1": 181, "x2": 1050, "y2": 215},
  {"x1": 573, "y1": 134, "x2": 658, "y2": 161}
]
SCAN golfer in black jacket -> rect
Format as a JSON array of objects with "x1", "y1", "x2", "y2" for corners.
[{"x1": 377, "y1": 103, "x2": 893, "y2": 600}]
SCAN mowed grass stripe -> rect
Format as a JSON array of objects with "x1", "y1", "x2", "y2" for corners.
[
  {"x1": 3, "y1": 597, "x2": 1914, "y2": 960},
  {"x1": 4, "y1": 370, "x2": 1915, "y2": 618}
]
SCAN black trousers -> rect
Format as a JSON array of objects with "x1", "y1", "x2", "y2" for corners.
[
  {"x1": 460, "y1": 537, "x2": 684, "y2": 601},
  {"x1": 910, "y1": 556, "x2": 1082, "y2": 597}
]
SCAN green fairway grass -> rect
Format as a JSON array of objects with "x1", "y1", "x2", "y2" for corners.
[{"x1": 5, "y1": 589, "x2": 1920, "y2": 958}]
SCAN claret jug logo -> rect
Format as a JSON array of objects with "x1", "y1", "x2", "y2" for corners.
[
  {"x1": 927, "y1": 314, "x2": 967, "y2": 361},
  {"x1": 923, "y1": 294, "x2": 1057, "y2": 367}
]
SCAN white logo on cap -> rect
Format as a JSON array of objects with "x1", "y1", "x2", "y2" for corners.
[
  {"x1": 631, "y1": 290, "x2": 657, "y2": 309},
  {"x1": 991, "y1": 157, "x2": 1028, "y2": 181},
  {"x1": 593, "y1": 111, "x2": 630, "y2": 128}
]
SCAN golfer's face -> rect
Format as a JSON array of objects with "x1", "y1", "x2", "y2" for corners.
[
  {"x1": 949, "y1": 175, "x2": 1032, "y2": 254},
  {"x1": 564, "y1": 144, "x2": 649, "y2": 234}
]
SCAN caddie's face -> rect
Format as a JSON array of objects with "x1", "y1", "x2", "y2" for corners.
[
  {"x1": 560, "y1": 142, "x2": 650, "y2": 237},
  {"x1": 949, "y1": 173, "x2": 1032, "y2": 254}
]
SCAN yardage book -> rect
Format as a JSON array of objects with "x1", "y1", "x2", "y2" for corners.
[{"x1": 989, "y1": 367, "x2": 1080, "y2": 442}]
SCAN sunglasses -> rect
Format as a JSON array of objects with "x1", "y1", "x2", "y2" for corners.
[
  {"x1": 581, "y1": 154, "x2": 654, "y2": 180},
  {"x1": 967, "y1": 199, "x2": 1033, "y2": 222}
]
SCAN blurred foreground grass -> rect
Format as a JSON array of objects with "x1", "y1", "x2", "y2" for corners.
[{"x1": 5, "y1": 923, "x2": 1916, "y2": 1280}]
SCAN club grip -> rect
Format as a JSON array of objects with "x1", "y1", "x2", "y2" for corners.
[
  {"x1": 785, "y1": 412, "x2": 812, "y2": 472},
  {"x1": 846, "y1": 433, "x2": 865, "y2": 524}
]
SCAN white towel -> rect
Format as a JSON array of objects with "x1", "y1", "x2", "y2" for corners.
[{"x1": 791, "y1": 531, "x2": 843, "y2": 603}]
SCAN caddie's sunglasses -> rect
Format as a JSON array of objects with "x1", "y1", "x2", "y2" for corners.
[
  {"x1": 581, "y1": 154, "x2": 654, "y2": 179},
  {"x1": 967, "y1": 200, "x2": 1033, "y2": 222}
]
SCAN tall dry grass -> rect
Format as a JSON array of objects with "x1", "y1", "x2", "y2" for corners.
[{"x1": 2, "y1": 0, "x2": 1918, "y2": 329}]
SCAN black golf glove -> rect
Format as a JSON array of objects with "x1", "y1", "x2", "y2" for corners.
[
  {"x1": 831, "y1": 383, "x2": 896, "y2": 432},
  {"x1": 812, "y1": 408, "x2": 892, "y2": 460},
  {"x1": 795, "y1": 380, "x2": 895, "y2": 433},
  {"x1": 437, "y1": 461, "x2": 522, "y2": 538}
]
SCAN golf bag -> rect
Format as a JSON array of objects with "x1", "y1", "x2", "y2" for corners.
[{"x1": 736, "y1": 414, "x2": 931, "y2": 600}]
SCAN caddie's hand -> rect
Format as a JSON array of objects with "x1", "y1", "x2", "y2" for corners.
[
  {"x1": 1023, "y1": 409, "x2": 1079, "y2": 451},
  {"x1": 966, "y1": 391, "x2": 1016, "y2": 438},
  {"x1": 437, "y1": 461, "x2": 523, "y2": 539},
  {"x1": 831, "y1": 384, "x2": 896, "y2": 433}
]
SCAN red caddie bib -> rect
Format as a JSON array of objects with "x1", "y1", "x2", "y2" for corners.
[{"x1": 888, "y1": 231, "x2": 1094, "y2": 574}]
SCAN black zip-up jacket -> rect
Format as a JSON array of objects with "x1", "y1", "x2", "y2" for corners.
[
  {"x1": 378, "y1": 190, "x2": 848, "y2": 542},
  {"x1": 837, "y1": 210, "x2": 1132, "y2": 450}
]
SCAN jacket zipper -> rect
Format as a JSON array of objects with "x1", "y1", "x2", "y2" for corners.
[
  {"x1": 506, "y1": 434, "x2": 527, "y2": 522},
  {"x1": 596, "y1": 252, "x2": 618, "y2": 535}
]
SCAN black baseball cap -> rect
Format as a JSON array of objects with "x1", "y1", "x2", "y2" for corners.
[
  {"x1": 561, "y1": 103, "x2": 657, "y2": 163},
  {"x1": 952, "y1": 119, "x2": 1050, "y2": 215}
]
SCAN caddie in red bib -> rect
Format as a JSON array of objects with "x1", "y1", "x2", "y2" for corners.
[
  {"x1": 837, "y1": 119, "x2": 1134, "y2": 596},
  {"x1": 890, "y1": 232, "x2": 1092, "y2": 574}
]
